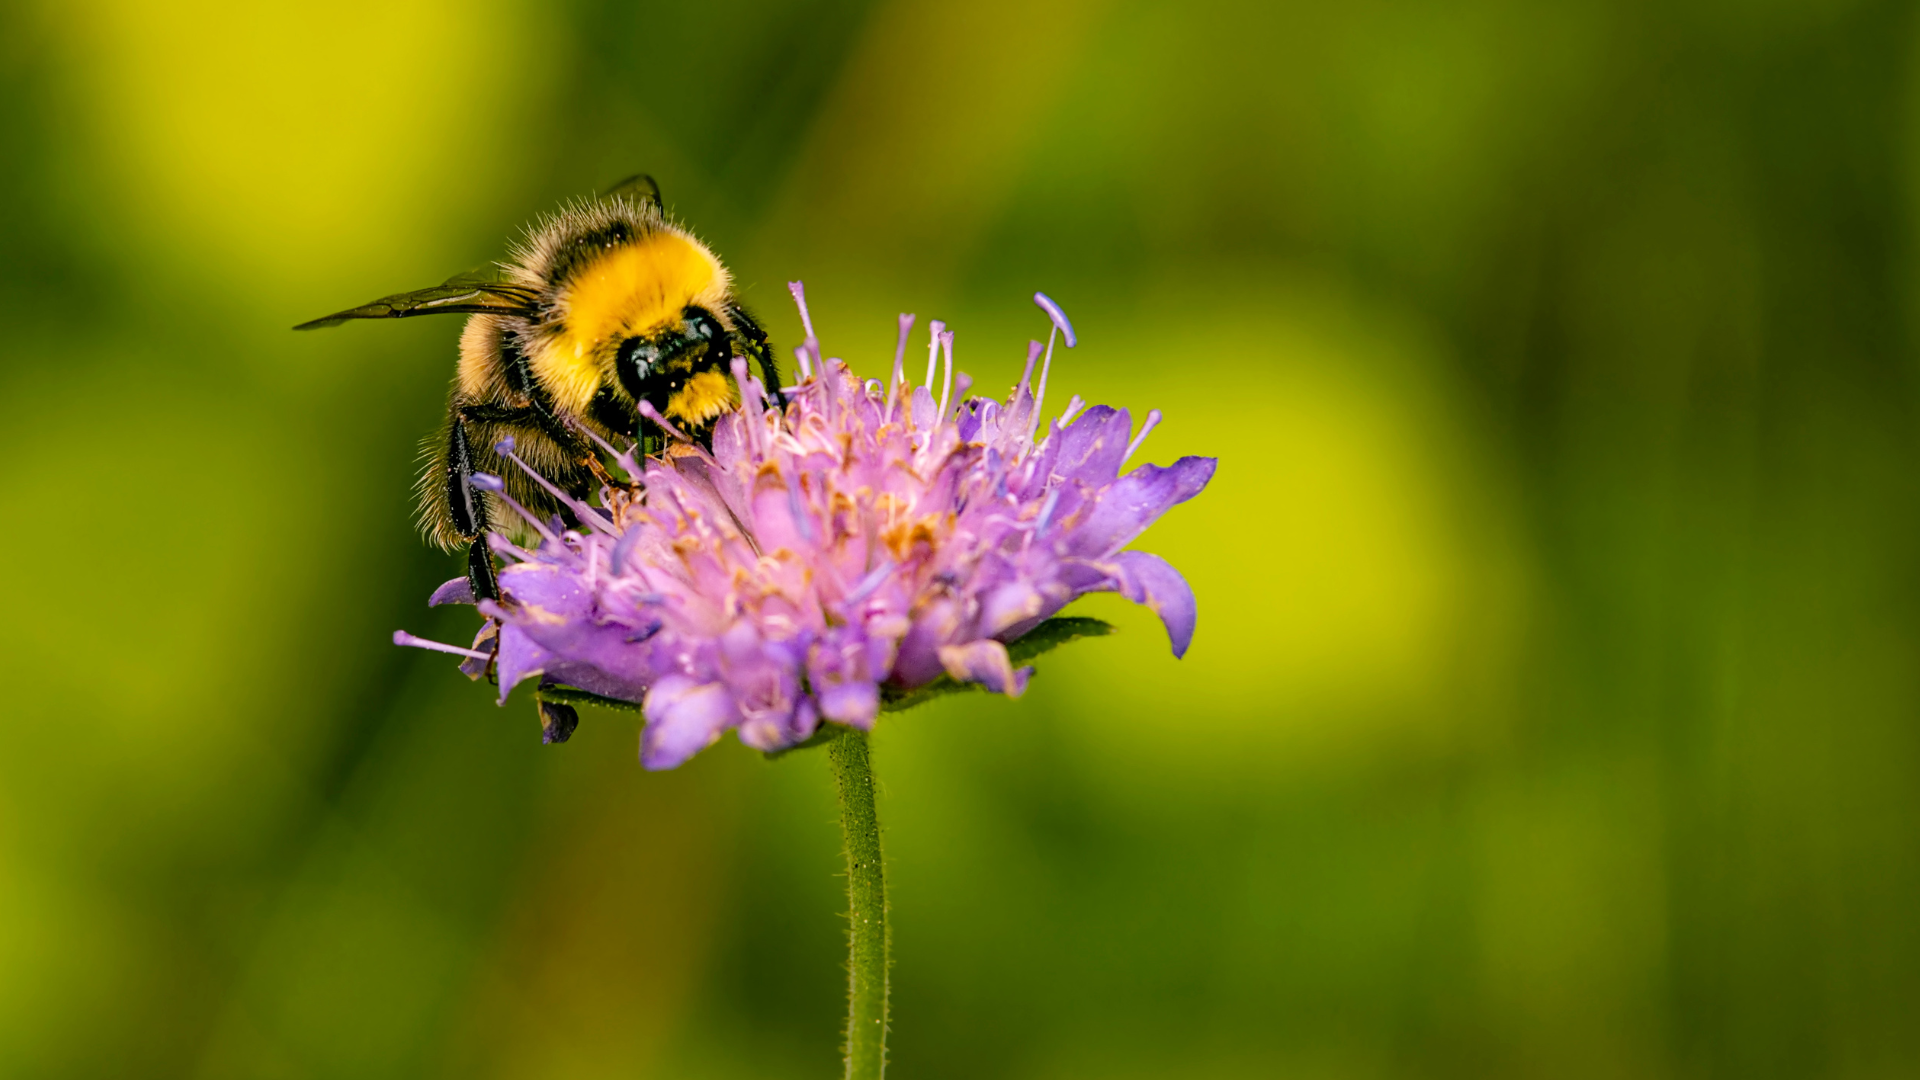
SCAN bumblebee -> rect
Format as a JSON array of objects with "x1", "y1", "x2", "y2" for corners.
[{"x1": 297, "y1": 176, "x2": 780, "y2": 603}]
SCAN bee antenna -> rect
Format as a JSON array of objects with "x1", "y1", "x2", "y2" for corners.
[{"x1": 602, "y1": 173, "x2": 662, "y2": 210}]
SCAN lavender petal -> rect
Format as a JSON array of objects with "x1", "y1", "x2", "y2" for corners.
[
  {"x1": 641, "y1": 677, "x2": 738, "y2": 770},
  {"x1": 1100, "y1": 550, "x2": 1199, "y2": 658}
]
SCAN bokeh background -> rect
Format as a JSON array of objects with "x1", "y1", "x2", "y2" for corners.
[{"x1": 4, "y1": 0, "x2": 1919, "y2": 1076}]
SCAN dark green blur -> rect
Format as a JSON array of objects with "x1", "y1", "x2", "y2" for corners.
[{"x1": 3, "y1": 1, "x2": 1917, "y2": 1076}]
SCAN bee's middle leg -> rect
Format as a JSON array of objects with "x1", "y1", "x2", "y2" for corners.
[{"x1": 445, "y1": 413, "x2": 500, "y2": 602}]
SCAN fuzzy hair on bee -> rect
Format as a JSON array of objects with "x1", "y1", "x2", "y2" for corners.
[{"x1": 299, "y1": 176, "x2": 781, "y2": 604}]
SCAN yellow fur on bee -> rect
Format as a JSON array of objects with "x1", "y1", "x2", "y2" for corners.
[
  {"x1": 535, "y1": 232, "x2": 726, "y2": 414},
  {"x1": 666, "y1": 369, "x2": 739, "y2": 425},
  {"x1": 456, "y1": 316, "x2": 511, "y2": 400}
]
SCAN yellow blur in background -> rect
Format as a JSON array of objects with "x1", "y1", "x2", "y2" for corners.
[{"x1": 2, "y1": 0, "x2": 1916, "y2": 1077}]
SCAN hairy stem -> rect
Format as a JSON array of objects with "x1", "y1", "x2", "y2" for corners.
[{"x1": 828, "y1": 727, "x2": 889, "y2": 1079}]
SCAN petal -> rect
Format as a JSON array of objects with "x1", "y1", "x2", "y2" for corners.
[
  {"x1": 490, "y1": 592, "x2": 657, "y2": 696},
  {"x1": 979, "y1": 581, "x2": 1046, "y2": 637},
  {"x1": 910, "y1": 385, "x2": 937, "y2": 432},
  {"x1": 956, "y1": 397, "x2": 997, "y2": 442},
  {"x1": 789, "y1": 697, "x2": 821, "y2": 742},
  {"x1": 542, "y1": 660, "x2": 650, "y2": 705},
  {"x1": 1101, "y1": 550, "x2": 1199, "y2": 658},
  {"x1": 938, "y1": 639, "x2": 1032, "y2": 697},
  {"x1": 1064, "y1": 456, "x2": 1216, "y2": 557},
  {"x1": 892, "y1": 596, "x2": 961, "y2": 688},
  {"x1": 1050, "y1": 405, "x2": 1132, "y2": 486},
  {"x1": 748, "y1": 465, "x2": 816, "y2": 555},
  {"x1": 488, "y1": 620, "x2": 555, "y2": 702},
  {"x1": 710, "y1": 410, "x2": 749, "y2": 466},
  {"x1": 641, "y1": 677, "x2": 738, "y2": 770},
  {"x1": 819, "y1": 681, "x2": 880, "y2": 729},
  {"x1": 737, "y1": 716, "x2": 795, "y2": 752},
  {"x1": 498, "y1": 562, "x2": 592, "y2": 615},
  {"x1": 428, "y1": 577, "x2": 475, "y2": 606},
  {"x1": 459, "y1": 621, "x2": 499, "y2": 680}
]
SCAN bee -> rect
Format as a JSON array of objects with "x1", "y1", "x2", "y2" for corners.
[{"x1": 297, "y1": 176, "x2": 780, "y2": 603}]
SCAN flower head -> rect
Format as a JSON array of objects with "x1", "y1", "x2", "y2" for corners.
[{"x1": 399, "y1": 289, "x2": 1215, "y2": 768}]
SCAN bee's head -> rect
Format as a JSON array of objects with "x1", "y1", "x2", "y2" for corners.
[
  {"x1": 614, "y1": 308, "x2": 725, "y2": 389},
  {"x1": 614, "y1": 307, "x2": 737, "y2": 431}
]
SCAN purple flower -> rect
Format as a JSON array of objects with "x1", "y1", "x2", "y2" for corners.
[{"x1": 398, "y1": 289, "x2": 1215, "y2": 768}]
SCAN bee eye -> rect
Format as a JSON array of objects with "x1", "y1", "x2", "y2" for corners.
[
  {"x1": 683, "y1": 308, "x2": 723, "y2": 345},
  {"x1": 615, "y1": 336, "x2": 663, "y2": 399},
  {"x1": 616, "y1": 336, "x2": 657, "y2": 373}
]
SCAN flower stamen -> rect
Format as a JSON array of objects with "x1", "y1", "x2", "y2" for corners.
[
  {"x1": 888, "y1": 313, "x2": 915, "y2": 416},
  {"x1": 924, "y1": 320, "x2": 945, "y2": 389},
  {"x1": 1123, "y1": 408, "x2": 1163, "y2": 466},
  {"x1": 493, "y1": 437, "x2": 618, "y2": 538},
  {"x1": 470, "y1": 472, "x2": 560, "y2": 545},
  {"x1": 787, "y1": 282, "x2": 824, "y2": 383},
  {"x1": 637, "y1": 400, "x2": 694, "y2": 444},
  {"x1": 1029, "y1": 292, "x2": 1078, "y2": 441},
  {"x1": 937, "y1": 329, "x2": 955, "y2": 423},
  {"x1": 1033, "y1": 291, "x2": 1078, "y2": 348},
  {"x1": 393, "y1": 629, "x2": 493, "y2": 660},
  {"x1": 1018, "y1": 340, "x2": 1042, "y2": 398}
]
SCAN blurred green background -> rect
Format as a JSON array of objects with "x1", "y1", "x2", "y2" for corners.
[{"x1": 4, "y1": 0, "x2": 1918, "y2": 1076}]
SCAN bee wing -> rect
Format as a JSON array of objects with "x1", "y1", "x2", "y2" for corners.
[
  {"x1": 436, "y1": 263, "x2": 516, "y2": 287},
  {"x1": 293, "y1": 280, "x2": 539, "y2": 330},
  {"x1": 599, "y1": 173, "x2": 662, "y2": 209}
]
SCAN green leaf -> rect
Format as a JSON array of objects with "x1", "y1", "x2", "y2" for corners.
[
  {"x1": 1005, "y1": 615, "x2": 1115, "y2": 664},
  {"x1": 876, "y1": 674, "x2": 975, "y2": 714},
  {"x1": 761, "y1": 721, "x2": 847, "y2": 760},
  {"x1": 533, "y1": 685, "x2": 643, "y2": 714},
  {"x1": 878, "y1": 615, "x2": 1117, "y2": 715}
]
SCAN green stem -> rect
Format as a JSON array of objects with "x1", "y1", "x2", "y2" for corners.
[{"x1": 828, "y1": 726, "x2": 889, "y2": 1080}]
